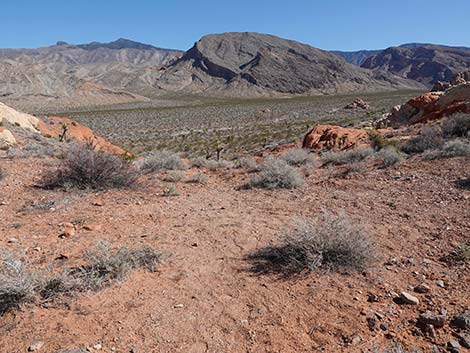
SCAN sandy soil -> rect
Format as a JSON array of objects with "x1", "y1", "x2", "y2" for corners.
[{"x1": 0, "y1": 155, "x2": 468, "y2": 353}]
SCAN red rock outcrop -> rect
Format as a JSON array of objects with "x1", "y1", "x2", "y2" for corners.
[
  {"x1": 382, "y1": 83, "x2": 470, "y2": 128},
  {"x1": 302, "y1": 124, "x2": 370, "y2": 150},
  {"x1": 344, "y1": 98, "x2": 370, "y2": 110},
  {"x1": 37, "y1": 116, "x2": 126, "y2": 155}
]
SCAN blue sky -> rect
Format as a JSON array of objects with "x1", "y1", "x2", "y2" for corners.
[{"x1": 2, "y1": 0, "x2": 470, "y2": 51}]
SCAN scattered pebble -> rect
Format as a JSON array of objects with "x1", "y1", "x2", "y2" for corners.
[
  {"x1": 28, "y1": 341, "x2": 44, "y2": 351},
  {"x1": 414, "y1": 283, "x2": 430, "y2": 293},
  {"x1": 436, "y1": 280, "x2": 445, "y2": 288},
  {"x1": 400, "y1": 291, "x2": 419, "y2": 305}
]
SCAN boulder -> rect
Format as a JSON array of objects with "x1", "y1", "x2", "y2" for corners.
[
  {"x1": 37, "y1": 116, "x2": 126, "y2": 155},
  {"x1": 344, "y1": 98, "x2": 370, "y2": 110},
  {"x1": 0, "y1": 128, "x2": 17, "y2": 148},
  {"x1": 0, "y1": 102, "x2": 39, "y2": 132},
  {"x1": 302, "y1": 124, "x2": 370, "y2": 150},
  {"x1": 383, "y1": 83, "x2": 470, "y2": 127}
]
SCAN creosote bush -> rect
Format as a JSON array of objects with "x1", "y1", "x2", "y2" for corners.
[
  {"x1": 1, "y1": 243, "x2": 162, "y2": 313},
  {"x1": 244, "y1": 156, "x2": 304, "y2": 189},
  {"x1": 400, "y1": 127, "x2": 443, "y2": 154},
  {"x1": 137, "y1": 150, "x2": 187, "y2": 174},
  {"x1": 246, "y1": 213, "x2": 375, "y2": 276},
  {"x1": 281, "y1": 148, "x2": 316, "y2": 167},
  {"x1": 42, "y1": 143, "x2": 139, "y2": 190},
  {"x1": 321, "y1": 147, "x2": 374, "y2": 166}
]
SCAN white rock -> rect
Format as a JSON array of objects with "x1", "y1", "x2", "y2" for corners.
[{"x1": 400, "y1": 291, "x2": 419, "y2": 305}]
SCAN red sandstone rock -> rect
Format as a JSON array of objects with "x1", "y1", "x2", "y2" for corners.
[{"x1": 302, "y1": 124, "x2": 370, "y2": 150}]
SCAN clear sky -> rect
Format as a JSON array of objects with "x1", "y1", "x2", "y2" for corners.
[{"x1": 3, "y1": 0, "x2": 470, "y2": 51}]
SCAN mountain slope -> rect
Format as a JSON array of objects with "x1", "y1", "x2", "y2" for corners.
[
  {"x1": 361, "y1": 44, "x2": 470, "y2": 85},
  {"x1": 0, "y1": 39, "x2": 182, "y2": 109},
  {"x1": 331, "y1": 49, "x2": 381, "y2": 66},
  {"x1": 158, "y1": 32, "x2": 425, "y2": 96}
]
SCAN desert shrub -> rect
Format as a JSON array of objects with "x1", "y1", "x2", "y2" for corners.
[
  {"x1": 137, "y1": 150, "x2": 186, "y2": 174},
  {"x1": 321, "y1": 147, "x2": 374, "y2": 166},
  {"x1": 42, "y1": 143, "x2": 139, "y2": 190},
  {"x1": 455, "y1": 242, "x2": 470, "y2": 263},
  {"x1": 334, "y1": 162, "x2": 367, "y2": 178},
  {"x1": 43, "y1": 242, "x2": 162, "y2": 297},
  {"x1": 162, "y1": 184, "x2": 179, "y2": 197},
  {"x1": 161, "y1": 170, "x2": 185, "y2": 183},
  {"x1": 400, "y1": 127, "x2": 443, "y2": 154},
  {"x1": 191, "y1": 157, "x2": 234, "y2": 170},
  {"x1": 246, "y1": 213, "x2": 375, "y2": 276},
  {"x1": 237, "y1": 156, "x2": 260, "y2": 172},
  {"x1": 244, "y1": 157, "x2": 304, "y2": 189},
  {"x1": 442, "y1": 113, "x2": 470, "y2": 138},
  {"x1": 0, "y1": 252, "x2": 42, "y2": 314},
  {"x1": 374, "y1": 147, "x2": 402, "y2": 167},
  {"x1": 281, "y1": 148, "x2": 316, "y2": 166},
  {"x1": 423, "y1": 139, "x2": 470, "y2": 159},
  {"x1": 186, "y1": 173, "x2": 208, "y2": 184},
  {"x1": 369, "y1": 132, "x2": 400, "y2": 151}
]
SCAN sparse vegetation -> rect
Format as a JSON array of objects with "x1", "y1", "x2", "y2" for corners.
[
  {"x1": 0, "y1": 252, "x2": 42, "y2": 314},
  {"x1": 374, "y1": 147, "x2": 402, "y2": 167},
  {"x1": 137, "y1": 150, "x2": 187, "y2": 174},
  {"x1": 423, "y1": 139, "x2": 470, "y2": 159},
  {"x1": 186, "y1": 172, "x2": 209, "y2": 184},
  {"x1": 237, "y1": 156, "x2": 260, "y2": 172},
  {"x1": 321, "y1": 147, "x2": 374, "y2": 166},
  {"x1": 442, "y1": 113, "x2": 470, "y2": 138},
  {"x1": 191, "y1": 157, "x2": 234, "y2": 170},
  {"x1": 247, "y1": 213, "x2": 375, "y2": 276},
  {"x1": 162, "y1": 170, "x2": 186, "y2": 183},
  {"x1": 455, "y1": 242, "x2": 470, "y2": 263},
  {"x1": 162, "y1": 184, "x2": 180, "y2": 197},
  {"x1": 1, "y1": 243, "x2": 162, "y2": 313},
  {"x1": 281, "y1": 148, "x2": 316, "y2": 166},
  {"x1": 369, "y1": 131, "x2": 400, "y2": 151},
  {"x1": 41, "y1": 143, "x2": 139, "y2": 190},
  {"x1": 244, "y1": 157, "x2": 304, "y2": 189},
  {"x1": 400, "y1": 126, "x2": 443, "y2": 154}
]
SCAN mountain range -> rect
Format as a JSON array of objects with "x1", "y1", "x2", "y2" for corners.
[{"x1": 1, "y1": 33, "x2": 469, "y2": 109}]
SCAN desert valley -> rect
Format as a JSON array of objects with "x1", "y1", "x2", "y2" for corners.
[{"x1": 0, "y1": 25, "x2": 469, "y2": 353}]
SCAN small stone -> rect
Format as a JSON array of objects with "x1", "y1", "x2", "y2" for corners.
[
  {"x1": 418, "y1": 311, "x2": 446, "y2": 328},
  {"x1": 28, "y1": 341, "x2": 44, "y2": 351},
  {"x1": 7, "y1": 238, "x2": 18, "y2": 243},
  {"x1": 351, "y1": 336, "x2": 361, "y2": 345},
  {"x1": 32, "y1": 247, "x2": 41, "y2": 252},
  {"x1": 83, "y1": 224, "x2": 102, "y2": 232},
  {"x1": 375, "y1": 312, "x2": 384, "y2": 320},
  {"x1": 400, "y1": 291, "x2": 419, "y2": 305},
  {"x1": 380, "y1": 323, "x2": 389, "y2": 331},
  {"x1": 93, "y1": 201, "x2": 104, "y2": 206},
  {"x1": 414, "y1": 283, "x2": 430, "y2": 293},
  {"x1": 436, "y1": 280, "x2": 445, "y2": 288},
  {"x1": 447, "y1": 340, "x2": 460, "y2": 349},
  {"x1": 367, "y1": 317, "x2": 377, "y2": 331},
  {"x1": 173, "y1": 304, "x2": 184, "y2": 308},
  {"x1": 93, "y1": 344, "x2": 102, "y2": 350},
  {"x1": 61, "y1": 223, "x2": 75, "y2": 238},
  {"x1": 367, "y1": 293, "x2": 380, "y2": 302},
  {"x1": 457, "y1": 333, "x2": 470, "y2": 348},
  {"x1": 424, "y1": 324, "x2": 437, "y2": 338},
  {"x1": 451, "y1": 312, "x2": 470, "y2": 329}
]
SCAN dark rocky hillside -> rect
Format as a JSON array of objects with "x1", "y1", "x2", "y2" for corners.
[
  {"x1": 158, "y1": 32, "x2": 424, "y2": 96},
  {"x1": 361, "y1": 44, "x2": 470, "y2": 86}
]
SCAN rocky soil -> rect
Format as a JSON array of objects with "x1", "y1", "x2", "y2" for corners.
[{"x1": 0, "y1": 146, "x2": 468, "y2": 352}]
